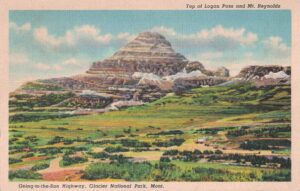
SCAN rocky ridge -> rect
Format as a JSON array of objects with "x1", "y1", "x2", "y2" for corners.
[{"x1": 236, "y1": 65, "x2": 291, "y2": 80}]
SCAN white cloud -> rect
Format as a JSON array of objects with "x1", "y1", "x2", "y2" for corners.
[
  {"x1": 32, "y1": 24, "x2": 258, "y2": 56},
  {"x1": 152, "y1": 25, "x2": 258, "y2": 51},
  {"x1": 188, "y1": 47, "x2": 290, "y2": 77},
  {"x1": 226, "y1": 59, "x2": 261, "y2": 76},
  {"x1": 202, "y1": 25, "x2": 257, "y2": 46},
  {"x1": 36, "y1": 63, "x2": 51, "y2": 70},
  {"x1": 53, "y1": 64, "x2": 63, "y2": 71},
  {"x1": 185, "y1": 34, "x2": 290, "y2": 76},
  {"x1": 244, "y1": 52, "x2": 253, "y2": 59},
  {"x1": 35, "y1": 58, "x2": 89, "y2": 73},
  {"x1": 34, "y1": 27, "x2": 63, "y2": 47},
  {"x1": 197, "y1": 51, "x2": 224, "y2": 60},
  {"x1": 116, "y1": 32, "x2": 136, "y2": 42},
  {"x1": 227, "y1": 36, "x2": 291, "y2": 76},
  {"x1": 151, "y1": 26, "x2": 177, "y2": 36},
  {"x1": 36, "y1": 63, "x2": 62, "y2": 71},
  {"x1": 62, "y1": 58, "x2": 90, "y2": 69},
  {"x1": 186, "y1": 51, "x2": 225, "y2": 70},
  {"x1": 68, "y1": 25, "x2": 112, "y2": 45},
  {"x1": 10, "y1": 22, "x2": 31, "y2": 32},
  {"x1": 34, "y1": 25, "x2": 115, "y2": 49},
  {"x1": 9, "y1": 52, "x2": 30, "y2": 65},
  {"x1": 263, "y1": 36, "x2": 290, "y2": 58},
  {"x1": 63, "y1": 58, "x2": 80, "y2": 66},
  {"x1": 220, "y1": 51, "x2": 290, "y2": 76}
]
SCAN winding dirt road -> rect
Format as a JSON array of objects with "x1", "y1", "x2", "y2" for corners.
[{"x1": 38, "y1": 156, "x2": 86, "y2": 181}]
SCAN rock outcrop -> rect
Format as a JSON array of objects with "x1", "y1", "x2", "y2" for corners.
[
  {"x1": 173, "y1": 76, "x2": 228, "y2": 93},
  {"x1": 185, "y1": 61, "x2": 230, "y2": 77},
  {"x1": 87, "y1": 32, "x2": 188, "y2": 77},
  {"x1": 214, "y1": 67, "x2": 230, "y2": 77},
  {"x1": 236, "y1": 65, "x2": 291, "y2": 80},
  {"x1": 232, "y1": 65, "x2": 291, "y2": 87},
  {"x1": 185, "y1": 61, "x2": 214, "y2": 76},
  {"x1": 59, "y1": 94, "x2": 113, "y2": 109}
]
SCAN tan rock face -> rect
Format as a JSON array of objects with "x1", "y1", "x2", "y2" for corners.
[
  {"x1": 185, "y1": 61, "x2": 214, "y2": 76},
  {"x1": 214, "y1": 67, "x2": 230, "y2": 77},
  {"x1": 87, "y1": 32, "x2": 188, "y2": 76}
]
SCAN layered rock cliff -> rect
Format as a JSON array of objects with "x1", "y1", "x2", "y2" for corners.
[{"x1": 87, "y1": 32, "x2": 188, "y2": 77}]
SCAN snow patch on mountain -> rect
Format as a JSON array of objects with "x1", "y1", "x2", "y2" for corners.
[
  {"x1": 264, "y1": 71, "x2": 290, "y2": 79},
  {"x1": 162, "y1": 70, "x2": 206, "y2": 81},
  {"x1": 133, "y1": 72, "x2": 161, "y2": 81}
]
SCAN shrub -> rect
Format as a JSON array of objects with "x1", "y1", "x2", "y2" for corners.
[
  {"x1": 163, "y1": 150, "x2": 179, "y2": 156},
  {"x1": 57, "y1": 127, "x2": 68, "y2": 131},
  {"x1": 83, "y1": 162, "x2": 153, "y2": 181},
  {"x1": 262, "y1": 171, "x2": 291, "y2": 181},
  {"x1": 31, "y1": 163, "x2": 50, "y2": 171},
  {"x1": 91, "y1": 152, "x2": 109, "y2": 159},
  {"x1": 21, "y1": 153, "x2": 34, "y2": 159},
  {"x1": 160, "y1": 157, "x2": 171, "y2": 162},
  {"x1": 203, "y1": 150, "x2": 214, "y2": 155},
  {"x1": 63, "y1": 139, "x2": 74, "y2": 145},
  {"x1": 9, "y1": 170, "x2": 42, "y2": 180},
  {"x1": 62, "y1": 155, "x2": 87, "y2": 166},
  {"x1": 114, "y1": 135, "x2": 125, "y2": 138},
  {"x1": 120, "y1": 139, "x2": 151, "y2": 148},
  {"x1": 10, "y1": 113, "x2": 73, "y2": 123},
  {"x1": 148, "y1": 130, "x2": 184, "y2": 136},
  {"x1": 47, "y1": 136, "x2": 63, "y2": 145},
  {"x1": 38, "y1": 147, "x2": 62, "y2": 155},
  {"x1": 104, "y1": 146, "x2": 129, "y2": 153},
  {"x1": 123, "y1": 127, "x2": 132, "y2": 134},
  {"x1": 35, "y1": 92, "x2": 75, "y2": 107},
  {"x1": 9, "y1": 158, "x2": 22, "y2": 164},
  {"x1": 180, "y1": 150, "x2": 201, "y2": 162},
  {"x1": 215, "y1": 150, "x2": 223, "y2": 154},
  {"x1": 193, "y1": 149, "x2": 202, "y2": 155},
  {"x1": 72, "y1": 146, "x2": 88, "y2": 151},
  {"x1": 153, "y1": 138, "x2": 185, "y2": 147},
  {"x1": 240, "y1": 140, "x2": 291, "y2": 150},
  {"x1": 24, "y1": 136, "x2": 38, "y2": 142},
  {"x1": 108, "y1": 154, "x2": 129, "y2": 163}
]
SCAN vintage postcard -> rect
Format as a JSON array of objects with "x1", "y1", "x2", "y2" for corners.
[{"x1": 1, "y1": 0, "x2": 300, "y2": 190}]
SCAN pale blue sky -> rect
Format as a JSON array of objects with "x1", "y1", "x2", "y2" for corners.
[{"x1": 9, "y1": 10, "x2": 291, "y2": 90}]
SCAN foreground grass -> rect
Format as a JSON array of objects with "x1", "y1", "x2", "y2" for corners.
[{"x1": 82, "y1": 160, "x2": 290, "y2": 181}]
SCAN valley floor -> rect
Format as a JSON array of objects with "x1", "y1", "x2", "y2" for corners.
[{"x1": 9, "y1": 84, "x2": 291, "y2": 181}]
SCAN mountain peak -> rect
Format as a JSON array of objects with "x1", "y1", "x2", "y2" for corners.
[
  {"x1": 108, "y1": 31, "x2": 182, "y2": 61},
  {"x1": 137, "y1": 31, "x2": 167, "y2": 39},
  {"x1": 88, "y1": 32, "x2": 188, "y2": 76}
]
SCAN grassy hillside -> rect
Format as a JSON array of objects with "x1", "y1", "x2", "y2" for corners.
[{"x1": 9, "y1": 83, "x2": 291, "y2": 181}]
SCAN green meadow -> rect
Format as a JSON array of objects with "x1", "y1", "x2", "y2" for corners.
[{"x1": 9, "y1": 83, "x2": 291, "y2": 181}]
